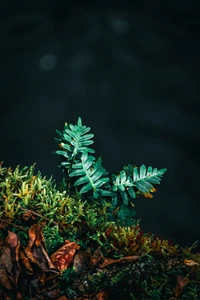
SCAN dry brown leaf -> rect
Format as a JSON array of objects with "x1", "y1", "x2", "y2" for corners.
[
  {"x1": 99, "y1": 255, "x2": 140, "y2": 268},
  {"x1": 19, "y1": 249, "x2": 33, "y2": 275},
  {"x1": 117, "y1": 255, "x2": 140, "y2": 264},
  {"x1": 50, "y1": 240, "x2": 80, "y2": 272},
  {"x1": 31, "y1": 245, "x2": 58, "y2": 272},
  {"x1": 0, "y1": 239, "x2": 15, "y2": 290},
  {"x1": 24, "y1": 246, "x2": 41, "y2": 267},
  {"x1": 184, "y1": 259, "x2": 199, "y2": 266},
  {"x1": 90, "y1": 246, "x2": 140, "y2": 268},
  {"x1": 93, "y1": 290, "x2": 109, "y2": 300},
  {"x1": 5, "y1": 231, "x2": 21, "y2": 285},
  {"x1": 21, "y1": 211, "x2": 36, "y2": 221},
  {"x1": 24, "y1": 224, "x2": 59, "y2": 274},
  {"x1": 16, "y1": 291, "x2": 23, "y2": 299},
  {"x1": 177, "y1": 275, "x2": 190, "y2": 288},
  {"x1": 0, "y1": 226, "x2": 61, "y2": 300},
  {"x1": 27, "y1": 224, "x2": 46, "y2": 249},
  {"x1": 90, "y1": 246, "x2": 104, "y2": 266},
  {"x1": 20, "y1": 224, "x2": 60, "y2": 298},
  {"x1": 173, "y1": 275, "x2": 190, "y2": 297}
]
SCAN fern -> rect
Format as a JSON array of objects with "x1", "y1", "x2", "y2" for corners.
[
  {"x1": 54, "y1": 117, "x2": 95, "y2": 174},
  {"x1": 55, "y1": 117, "x2": 167, "y2": 226}
]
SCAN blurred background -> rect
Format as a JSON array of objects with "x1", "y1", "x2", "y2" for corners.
[{"x1": 0, "y1": 1, "x2": 200, "y2": 252}]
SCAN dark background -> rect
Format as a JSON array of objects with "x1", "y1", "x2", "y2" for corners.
[{"x1": 1, "y1": 1, "x2": 200, "y2": 252}]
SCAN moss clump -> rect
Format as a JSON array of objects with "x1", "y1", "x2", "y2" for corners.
[
  {"x1": 0, "y1": 116, "x2": 199, "y2": 299},
  {"x1": 0, "y1": 163, "x2": 199, "y2": 299}
]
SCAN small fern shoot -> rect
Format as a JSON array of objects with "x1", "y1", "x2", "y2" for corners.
[
  {"x1": 54, "y1": 117, "x2": 167, "y2": 226},
  {"x1": 54, "y1": 117, "x2": 95, "y2": 174}
]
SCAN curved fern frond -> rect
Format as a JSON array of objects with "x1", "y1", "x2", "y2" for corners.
[
  {"x1": 111, "y1": 165, "x2": 167, "y2": 205},
  {"x1": 132, "y1": 165, "x2": 167, "y2": 193},
  {"x1": 69, "y1": 151, "x2": 110, "y2": 197},
  {"x1": 53, "y1": 117, "x2": 95, "y2": 172}
]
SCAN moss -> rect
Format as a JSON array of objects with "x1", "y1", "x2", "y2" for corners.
[{"x1": 0, "y1": 116, "x2": 199, "y2": 299}]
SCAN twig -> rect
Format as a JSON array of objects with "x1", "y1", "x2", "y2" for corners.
[
  {"x1": 0, "y1": 198, "x2": 59, "y2": 226},
  {"x1": 0, "y1": 218, "x2": 28, "y2": 232},
  {"x1": 16, "y1": 205, "x2": 59, "y2": 226}
]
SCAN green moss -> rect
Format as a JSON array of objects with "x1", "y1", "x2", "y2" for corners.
[{"x1": 0, "y1": 117, "x2": 199, "y2": 299}]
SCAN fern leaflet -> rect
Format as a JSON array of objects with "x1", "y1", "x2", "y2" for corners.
[{"x1": 69, "y1": 151, "x2": 110, "y2": 198}]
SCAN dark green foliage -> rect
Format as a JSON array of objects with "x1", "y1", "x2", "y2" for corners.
[
  {"x1": 59, "y1": 267, "x2": 78, "y2": 298},
  {"x1": 42, "y1": 225, "x2": 64, "y2": 254}
]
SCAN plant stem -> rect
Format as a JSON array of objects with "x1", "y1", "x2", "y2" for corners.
[
  {"x1": 16, "y1": 205, "x2": 59, "y2": 226},
  {"x1": 0, "y1": 218, "x2": 28, "y2": 232}
]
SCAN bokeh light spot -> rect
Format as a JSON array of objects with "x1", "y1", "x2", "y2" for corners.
[{"x1": 40, "y1": 54, "x2": 57, "y2": 71}]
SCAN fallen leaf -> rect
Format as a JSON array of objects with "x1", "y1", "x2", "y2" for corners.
[
  {"x1": 99, "y1": 255, "x2": 139, "y2": 268},
  {"x1": 16, "y1": 291, "x2": 23, "y2": 299},
  {"x1": 177, "y1": 275, "x2": 190, "y2": 288},
  {"x1": 173, "y1": 275, "x2": 190, "y2": 297},
  {"x1": 20, "y1": 225, "x2": 60, "y2": 298},
  {"x1": 31, "y1": 245, "x2": 58, "y2": 272},
  {"x1": 90, "y1": 246, "x2": 140, "y2": 268},
  {"x1": 90, "y1": 246, "x2": 104, "y2": 266},
  {"x1": 5, "y1": 231, "x2": 21, "y2": 285},
  {"x1": 116, "y1": 256, "x2": 140, "y2": 264},
  {"x1": 19, "y1": 249, "x2": 33, "y2": 275},
  {"x1": 27, "y1": 224, "x2": 46, "y2": 249},
  {"x1": 24, "y1": 224, "x2": 58, "y2": 273},
  {"x1": 50, "y1": 240, "x2": 80, "y2": 272},
  {"x1": 21, "y1": 211, "x2": 36, "y2": 221},
  {"x1": 0, "y1": 239, "x2": 15, "y2": 290},
  {"x1": 184, "y1": 259, "x2": 199, "y2": 266},
  {"x1": 93, "y1": 290, "x2": 109, "y2": 300}
]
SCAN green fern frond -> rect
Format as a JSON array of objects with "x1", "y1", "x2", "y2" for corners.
[
  {"x1": 68, "y1": 151, "x2": 110, "y2": 197},
  {"x1": 53, "y1": 117, "x2": 95, "y2": 172},
  {"x1": 111, "y1": 165, "x2": 167, "y2": 205},
  {"x1": 132, "y1": 165, "x2": 167, "y2": 192}
]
